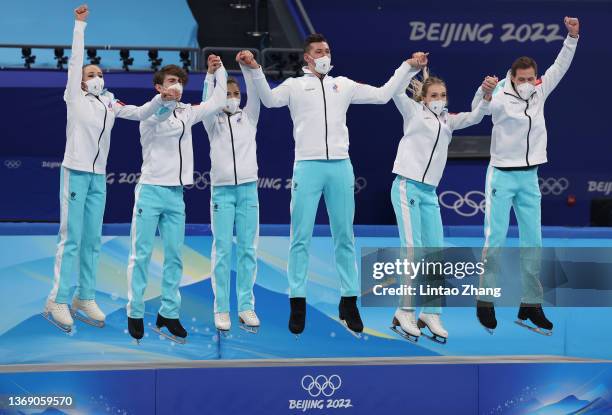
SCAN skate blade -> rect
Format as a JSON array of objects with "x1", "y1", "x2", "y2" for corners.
[
  {"x1": 41, "y1": 312, "x2": 72, "y2": 333},
  {"x1": 422, "y1": 332, "x2": 447, "y2": 344},
  {"x1": 390, "y1": 326, "x2": 419, "y2": 343},
  {"x1": 239, "y1": 324, "x2": 259, "y2": 334},
  {"x1": 216, "y1": 328, "x2": 230, "y2": 337},
  {"x1": 340, "y1": 320, "x2": 362, "y2": 339},
  {"x1": 514, "y1": 320, "x2": 553, "y2": 336},
  {"x1": 151, "y1": 326, "x2": 187, "y2": 344},
  {"x1": 71, "y1": 310, "x2": 105, "y2": 328},
  {"x1": 477, "y1": 321, "x2": 495, "y2": 335},
  {"x1": 479, "y1": 324, "x2": 495, "y2": 335}
]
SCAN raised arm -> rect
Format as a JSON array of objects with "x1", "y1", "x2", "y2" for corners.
[
  {"x1": 471, "y1": 76, "x2": 498, "y2": 111},
  {"x1": 64, "y1": 5, "x2": 88, "y2": 102},
  {"x1": 448, "y1": 98, "x2": 491, "y2": 132},
  {"x1": 236, "y1": 51, "x2": 261, "y2": 122},
  {"x1": 240, "y1": 55, "x2": 290, "y2": 108},
  {"x1": 392, "y1": 92, "x2": 421, "y2": 120},
  {"x1": 190, "y1": 63, "x2": 228, "y2": 125},
  {"x1": 349, "y1": 52, "x2": 427, "y2": 105},
  {"x1": 540, "y1": 17, "x2": 579, "y2": 98},
  {"x1": 350, "y1": 62, "x2": 422, "y2": 105},
  {"x1": 199, "y1": 54, "x2": 223, "y2": 133}
]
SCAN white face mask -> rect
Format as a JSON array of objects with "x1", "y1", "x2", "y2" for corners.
[
  {"x1": 167, "y1": 82, "x2": 183, "y2": 98},
  {"x1": 516, "y1": 82, "x2": 535, "y2": 100},
  {"x1": 224, "y1": 98, "x2": 240, "y2": 114},
  {"x1": 85, "y1": 77, "x2": 104, "y2": 96},
  {"x1": 427, "y1": 100, "x2": 446, "y2": 116},
  {"x1": 310, "y1": 55, "x2": 331, "y2": 75}
]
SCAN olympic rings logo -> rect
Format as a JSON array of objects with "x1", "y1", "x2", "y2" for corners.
[
  {"x1": 354, "y1": 177, "x2": 367, "y2": 195},
  {"x1": 301, "y1": 374, "x2": 342, "y2": 398},
  {"x1": 439, "y1": 190, "x2": 486, "y2": 217},
  {"x1": 538, "y1": 177, "x2": 569, "y2": 196},
  {"x1": 4, "y1": 160, "x2": 21, "y2": 169},
  {"x1": 184, "y1": 171, "x2": 211, "y2": 191}
]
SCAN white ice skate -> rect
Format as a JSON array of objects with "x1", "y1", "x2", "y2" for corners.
[
  {"x1": 238, "y1": 310, "x2": 260, "y2": 334},
  {"x1": 42, "y1": 300, "x2": 74, "y2": 333},
  {"x1": 390, "y1": 308, "x2": 421, "y2": 343},
  {"x1": 71, "y1": 298, "x2": 105, "y2": 328},
  {"x1": 417, "y1": 312, "x2": 448, "y2": 344},
  {"x1": 214, "y1": 312, "x2": 231, "y2": 335}
]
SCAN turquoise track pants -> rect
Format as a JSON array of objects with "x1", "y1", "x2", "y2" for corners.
[
  {"x1": 391, "y1": 175, "x2": 444, "y2": 314},
  {"x1": 126, "y1": 184, "x2": 185, "y2": 319},
  {"x1": 210, "y1": 181, "x2": 259, "y2": 313},
  {"x1": 49, "y1": 167, "x2": 106, "y2": 304},
  {"x1": 288, "y1": 159, "x2": 359, "y2": 298},
  {"x1": 481, "y1": 165, "x2": 543, "y2": 304}
]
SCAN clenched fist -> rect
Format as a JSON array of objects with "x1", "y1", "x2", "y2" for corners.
[
  {"x1": 564, "y1": 16, "x2": 579, "y2": 38},
  {"x1": 75, "y1": 4, "x2": 89, "y2": 21}
]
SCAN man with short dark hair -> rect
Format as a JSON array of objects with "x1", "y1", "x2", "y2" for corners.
[
  {"x1": 472, "y1": 17, "x2": 580, "y2": 336},
  {"x1": 240, "y1": 33, "x2": 426, "y2": 336},
  {"x1": 125, "y1": 57, "x2": 227, "y2": 344}
]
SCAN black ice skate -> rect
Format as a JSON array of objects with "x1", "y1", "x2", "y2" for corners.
[
  {"x1": 152, "y1": 313, "x2": 188, "y2": 344},
  {"x1": 339, "y1": 296, "x2": 363, "y2": 338},
  {"x1": 128, "y1": 317, "x2": 144, "y2": 344},
  {"x1": 477, "y1": 300, "x2": 497, "y2": 335},
  {"x1": 515, "y1": 303, "x2": 553, "y2": 336},
  {"x1": 289, "y1": 297, "x2": 306, "y2": 337}
]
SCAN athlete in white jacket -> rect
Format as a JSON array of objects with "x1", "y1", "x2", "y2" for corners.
[
  {"x1": 202, "y1": 51, "x2": 261, "y2": 333},
  {"x1": 126, "y1": 62, "x2": 228, "y2": 343},
  {"x1": 390, "y1": 65, "x2": 491, "y2": 344},
  {"x1": 44, "y1": 5, "x2": 178, "y2": 333},
  {"x1": 472, "y1": 17, "x2": 579, "y2": 336},
  {"x1": 240, "y1": 33, "x2": 422, "y2": 336}
]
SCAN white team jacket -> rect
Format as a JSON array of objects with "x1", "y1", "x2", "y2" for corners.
[
  {"x1": 138, "y1": 69, "x2": 228, "y2": 187},
  {"x1": 247, "y1": 62, "x2": 419, "y2": 161},
  {"x1": 472, "y1": 35, "x2": 578, "y2": 168},
  {"x1": 202, "y1": 65, "x2": 260, "y2": 186},
  {"x1": 393, "y1": 92, "x2": 490, "y2": 187},
  {"x1": 63, "y1": 20, "x2": 167, "y2": 175}
]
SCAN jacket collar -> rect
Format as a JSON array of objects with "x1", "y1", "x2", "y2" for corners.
[{"x1": 302, "y1": 66, "x2": 334, "y2": 77}]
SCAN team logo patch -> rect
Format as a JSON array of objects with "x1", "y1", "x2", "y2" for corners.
[
  {"x1": 333, "y1": 84, "x2": 339, "y2": 92},
  {"x1": 70, "y1": 192, "x2": 77, "y2": 201}
]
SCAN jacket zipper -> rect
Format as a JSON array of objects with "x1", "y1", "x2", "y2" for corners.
[
  {"x1": 504, "y1": 90, "x2": 534, "y2": 167},
  {"x1": 174, "y1": 109, "x2": 185, "y2": 186},
  {"x1": 421, "y1": 108, "x2": 442, "y2": 182},
  {"x1": 319, "y1": 76, "x2": 329, "y2": 159},
  {"x1": 227, "y1": 113, "x2": 238, "y2": 185},
  {"x1": 92, "y1": 96, "x2": 108, "y2": 173}
]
